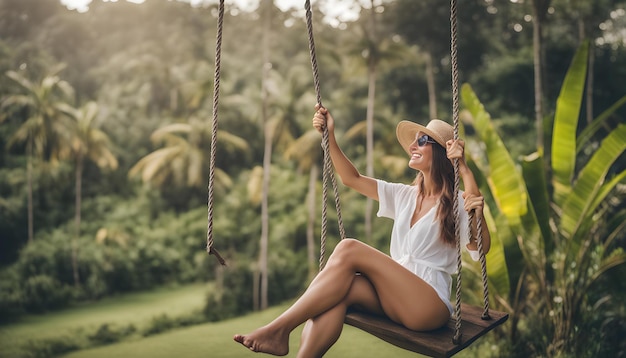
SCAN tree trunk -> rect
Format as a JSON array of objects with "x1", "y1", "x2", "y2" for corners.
[
  {"x1": 27, "y1": 140, "x2": 34, "y2": 243},
  {"x1": 579, "y1": 17, "x2": 594, "y2": 124},
  {"x1": 306, "y1": 164, "x2": 319, "y2": 282},
  {"x1": 364, "y1": 0, "x2": 377, "y2": 242},
  {"x1": 253, "y1": 268, "x2": 260, "y2": 311},
  {"x1": 259, "y1": 123, "x2": 271, "y2": 311},
  {"x1": 531, "y1": 1, "x2": 547, "y2": 151},
  {"x1": 72, "y1": 155, "x2": 83, "y2": 288},
  {"x1": 425, "y1": 51, "x2": 438, "y2": 119},
  {"x1": 365, "y1": 53, "x2": 377, "y2": 243},
  {"x1": 257, "y1": 0, "x2": 272, "y2": 311}
]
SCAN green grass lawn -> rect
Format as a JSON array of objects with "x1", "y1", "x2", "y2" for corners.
[
  {"x1": 0, "y1": 283, "x2": 208, "y2": 358},
  {"x1": 62, "y1": 303, "x2": 424, "y2": 358}
]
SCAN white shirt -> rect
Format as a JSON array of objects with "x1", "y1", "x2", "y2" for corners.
[{"x1": 376, "y1": 179, "x2": 478, "y2": 314}]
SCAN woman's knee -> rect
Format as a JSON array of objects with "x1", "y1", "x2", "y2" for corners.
[
  {"x1": 328, "y1": 238, "x2": 362, "y2": 267},
  {"x1": 334, "y1": 238, "x2": 363, "y2": 256}
]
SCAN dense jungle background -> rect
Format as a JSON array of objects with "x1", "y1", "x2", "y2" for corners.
[{"x1": 1, "y1": 0, "x2": 625, "y2": 357}]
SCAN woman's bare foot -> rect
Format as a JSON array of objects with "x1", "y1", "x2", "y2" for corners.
[{"x1": 233, "y1": 325, "x2": 289, "y2": 356}]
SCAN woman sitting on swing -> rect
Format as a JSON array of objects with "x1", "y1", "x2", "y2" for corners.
[{"x1": 234, "y1": 104, "x2": 490, "y2": 357}]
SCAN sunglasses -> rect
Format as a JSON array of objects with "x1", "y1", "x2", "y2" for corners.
[{"x1": 416, "y1": 134, "x2": 436, "y2": 147}]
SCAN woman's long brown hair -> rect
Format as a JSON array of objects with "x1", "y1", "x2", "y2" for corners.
[{"x1": 413, "y1": 143, "x2": 456, "y2": 246}]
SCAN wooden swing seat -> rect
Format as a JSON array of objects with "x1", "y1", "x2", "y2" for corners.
[{"x1": 345, "y1": 303, "x2": 509, "y2": 358}]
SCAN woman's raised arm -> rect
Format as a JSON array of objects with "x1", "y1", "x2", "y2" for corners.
[{"x1": 312, "y1": 104, "x2": 378, "y2": 200}]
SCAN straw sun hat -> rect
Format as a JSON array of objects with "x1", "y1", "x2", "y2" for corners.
[{"x1": 395, "y1": 119, "x2": 454, "y2": 155}]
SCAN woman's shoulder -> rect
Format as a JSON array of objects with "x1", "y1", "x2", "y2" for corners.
[
  {"x1": 377, "y1": 179, "x2": 416, "y2": 198},
  {"x1": 377, "y1": 178, "x2": 415, "y2": 186}
]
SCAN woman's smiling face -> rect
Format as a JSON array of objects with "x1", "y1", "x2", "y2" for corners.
[{"x1": 408, "y1": 132, "x2": 435, "y2": 171}]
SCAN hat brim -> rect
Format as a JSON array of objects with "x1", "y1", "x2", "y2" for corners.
[{"x1": 396, "y1": 120, "x2": 448, "y2": 155}]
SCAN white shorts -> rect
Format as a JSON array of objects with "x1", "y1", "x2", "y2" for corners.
[{"x1": 415, "y1": 266, "x2": 454, "y2": 316}]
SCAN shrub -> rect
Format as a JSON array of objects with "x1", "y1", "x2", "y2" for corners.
[
  {"x1": 22, "y1": 335, "x2": 82, "y2": 358},
  {"x1": 142, "y1": 314, "x2": 176, "y2": 336},
  {"x1": 15, "y1": 240, "x2": 58, "y2": 278},
  {"x1": 204, "y1": 263, "x2": 254, "y2": 321},
  {"x1": 89, "y1": 323, "x2": 136, "y2": 345},
  {"x1": 21, "y1": 275, "x2": 72, "y2": 312},
  {"x1": 141, "y1": 311, "x2": 206, "y2": 336},
  {"x1": 203, "y1": 253, "x2": 308, "y2": 322},
  {"x1": 267, "y1": 250, "x2": 307, "y2": 306},
  {"x1": 0, "y1": 268, "x2": 24, "y2": 322}
]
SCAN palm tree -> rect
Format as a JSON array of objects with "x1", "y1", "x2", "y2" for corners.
[
  {"x1": 284, "y1": 130, "x2": 323, "y2": 282},
  {"x1": 244, "y1": 60, "x2": 316, "y2": 308},
  {"x1": 363, "y1": 0, "x2": 379, "y2": 243},
  {"x1": 257, "y1": 0, "x2": 273, "y2": 311},
  {"x1": 386, "y1": 0, "x2": 455, "y2": 119},
  {"x1": 129, "y1": 116, "x2": 246, "y2": 190},
  {"x1": 63, "y1": 101, "x2": 118, "y2": 287},
  {"x1": 345, "y1": 2, "x2": 410, "y2": 241},
  {"x1": 253, "y1": 0, "x2": 318, "y2": 310},
  {"x1": 1, "y1": 65, "x2": 75, "y2": 243}
]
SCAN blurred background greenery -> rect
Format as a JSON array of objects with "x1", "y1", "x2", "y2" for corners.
[{"x1": 0, "y1": 0, "x2": 624, "y2": 357}]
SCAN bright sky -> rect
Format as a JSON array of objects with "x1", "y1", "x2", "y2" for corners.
[{"x1": 59, "y1": 0, "x2": 362, "y2": 25}]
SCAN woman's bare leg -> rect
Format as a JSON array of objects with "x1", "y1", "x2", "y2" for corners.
[
  {"x1": 233, "y1": 246, "x2": 358, "y2": 355},
  {"x1": 298, "y1": 305, "x2": 345, "y2": 358},
  {"x1": 233, "y1": 238, "x2": 450, "y2": 355},
  {"x1": 298, "y1": 276, "x2": 384, "y2": 358},
  {"x1": 233, "y1": 242, "x2": 361, "y2": 355}
]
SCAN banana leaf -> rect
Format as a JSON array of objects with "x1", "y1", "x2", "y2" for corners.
[
  {"x1": 521, "y1": 150, "x2": 553, "y2": 256},
  {"x1": 567, "y1": 168, "x2": 626, "y2": 254},
  {"x1": 461, "y1": 84, "x2": 527, "y2": 225},
  {"x1": 461, "y1": 84, "x2": 527, "y2": 292},
  {"x1": 561, "y1": 124, "x2": 626, "y2": 248},
  {"x1": 576, "y1": 94, "x2": 626, "y2": 153},
  {"x1": 603, "y1": 208, "x2": 626, "y2": 250},
  {"x1": 551, "y1": 41, "x2": 588, "y2": 205}
]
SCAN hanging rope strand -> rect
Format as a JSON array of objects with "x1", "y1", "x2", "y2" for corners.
[
  {"x1": 305, "y1": 1, "x2": 322, "y2": 107},
  {"x1": 206, "y1": 0, "x2": 226, "y2": 266},
  {"x1": 450, "y1": 0, "x2": 463, "y2": 345},
  {"x1": 450, "y1": 0, "x2": 492, "y2": 343},
  {"x1": 475, "y1": 213, "x2": 491, "y2": 319},
  {"x1": 305, "y1": 0, "x2": 346, "y2": 271}
]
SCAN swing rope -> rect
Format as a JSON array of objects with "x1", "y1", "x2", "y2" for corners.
[
  {"x1": 450, "y1": 0, "x2": 490, "y2": 344},
  {"x1": 304, "y1": 0, "x2": 346, "y2": 271},
  {"x1": 206, "y1": 0, "x2": 226, "y2": 266},
  {"x1": 450, "y1": 0, "x2": 464, "y2": 343}
]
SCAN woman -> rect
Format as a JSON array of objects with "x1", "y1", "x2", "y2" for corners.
[{"x1": 234, "y1": 104, "x2": 491, "y2": 357}]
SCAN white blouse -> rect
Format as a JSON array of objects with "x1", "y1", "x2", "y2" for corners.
[{"x1": 376, "y1": 179, "x2": 478, "y2": 314}]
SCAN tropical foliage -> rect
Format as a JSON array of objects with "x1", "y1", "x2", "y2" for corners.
[
  {"x1": 462, "y1": 41, "x2": 626, "y2": 357},
  {"x1": 0, "y1": 0, "x2": 625, "y2": 357}
]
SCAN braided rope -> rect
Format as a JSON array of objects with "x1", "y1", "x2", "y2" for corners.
[
  {"x1": 450, "y1": 0, "x2": 463, "y2": 345},
  {"x1": 474, "y1": 212, "x2": 491, "y2": 319},
  {"x1": 305, "y1": 0, "x2": 346, "y2": 271},
  {"x1": 450, "y1": 0, "x2": 491, "y2": 344},
  {"x1": 206, "y1": 0, "x2": 225, "y2": 266}
]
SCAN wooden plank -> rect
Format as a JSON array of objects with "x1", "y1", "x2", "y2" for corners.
[{"x1": 344, "y1": 303, "x2": 509, "y2": 358}]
